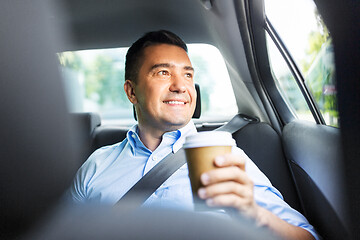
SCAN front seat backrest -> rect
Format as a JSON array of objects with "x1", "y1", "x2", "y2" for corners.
[{"x1": 0, "y1": 1, "x2": 79, "y2": 238}]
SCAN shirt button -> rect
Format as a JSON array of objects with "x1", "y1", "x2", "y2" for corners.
[
  {"x1": 153, "y1": 156, "x2": 158, "y2": 161},
  {"x1": 131, "y1": 134, "x2": 136, "y2": 138}
]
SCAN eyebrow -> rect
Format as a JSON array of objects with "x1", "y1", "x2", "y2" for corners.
[
  {"x1": 184, "y1": 66, "x2": 194, "y2": 71},
  {"x1": 150, "y1": 63, "x2": 194, "y2": 72}
]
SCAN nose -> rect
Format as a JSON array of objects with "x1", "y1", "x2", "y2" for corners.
[{"x1": 169, "y1": 73, "x2": 187, "y2": 93}]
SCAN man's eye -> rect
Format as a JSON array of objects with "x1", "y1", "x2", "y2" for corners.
[
  {"x1": 185, "y1": 73, "x2": 193, "y2": 78},
  {"x1": 158, "y1": 70, "x2": 170, "y2": 76}
]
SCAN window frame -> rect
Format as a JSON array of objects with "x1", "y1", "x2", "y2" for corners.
[{"x1": 246, "y1": 0, "x2": 327, "y2": 126}]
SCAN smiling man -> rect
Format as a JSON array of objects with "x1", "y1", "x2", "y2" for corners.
[
  {"x1": 69, "y1": 30, "x2": 318, "y2": 240},
  {"x1": 124, "y1": 43, "x2": 196, "y2": 151}
]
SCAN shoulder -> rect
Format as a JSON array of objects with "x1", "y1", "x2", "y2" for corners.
[
  {"x1": 84, "y1": 140, "x2": 127, "y2": 171},
  {"x1": 74, "y1": 139, "x2": 127, "y2": 184},
  {"x1": 68, "y1": 140, "x2": 128, "y2": 202}
]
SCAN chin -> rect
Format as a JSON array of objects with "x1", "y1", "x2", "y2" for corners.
[{"x1": 163, "y1": 118, "x2": 190, "y2": 129}]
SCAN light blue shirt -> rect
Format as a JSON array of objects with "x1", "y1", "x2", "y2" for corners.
[{"x1": 69, "y1": 120, "x2": 319, "y2": 239}]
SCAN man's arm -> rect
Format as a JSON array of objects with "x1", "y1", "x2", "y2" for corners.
[{"x1": 198, "y1": 153, "x2": 316, "y2": 240}]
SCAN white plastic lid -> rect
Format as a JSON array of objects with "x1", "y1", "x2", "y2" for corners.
[{"x1": 183, "y1": 131, "x2": 236, "y2": 149}]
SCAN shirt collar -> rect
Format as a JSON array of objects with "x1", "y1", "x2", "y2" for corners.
[
  {"x1": 172, "y1": 120, "x2": 197, "y2": 153},
  {"x1": 126, "y1": 120, "x2": 198, "y2": 155},
  {"x1": 127, "y1": 125, "x2": 150, "y2": 156}
]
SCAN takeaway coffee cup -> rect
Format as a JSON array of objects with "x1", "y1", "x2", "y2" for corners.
[{"x1": 183, "y1": 131, "x2": 236, "y2": 210}]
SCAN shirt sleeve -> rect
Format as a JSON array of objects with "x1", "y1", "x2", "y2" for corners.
[
  {"x1": 66, "y1": 145, "x2": 116, "y2": 204},
  {"x1": 66, "y1": 152, "x2": 98, "y2": 203},
  {"x1": 232, "y1": 147, "x2": 321, "y2": 240}
]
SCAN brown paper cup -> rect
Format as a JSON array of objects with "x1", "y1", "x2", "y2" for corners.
[{"x1": 183, "y1": 131, "x2": 235, "y2": 211}]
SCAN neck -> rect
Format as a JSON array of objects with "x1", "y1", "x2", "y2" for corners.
[{"x1": 137, "y1": 125, "x2": 165, "y2": 151}]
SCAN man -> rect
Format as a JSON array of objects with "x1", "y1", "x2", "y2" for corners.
[{"x1": 69, "y1": 30, "x2": 318, "y2": 240}]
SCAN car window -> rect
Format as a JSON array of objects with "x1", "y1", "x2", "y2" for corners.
[
  {"x1": 58, "y1": 44, "x2": 237, "y2": 126},
  {"x1": 264, "y1": 0, "x2": 338, "y2": 127},
  {"x1": 266, "y1": 35, "x2": 315, "y2": 122}
]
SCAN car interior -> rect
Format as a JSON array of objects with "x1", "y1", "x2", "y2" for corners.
[{"x1": 1, "y1": 0, "x2": 359, "y2": 239}]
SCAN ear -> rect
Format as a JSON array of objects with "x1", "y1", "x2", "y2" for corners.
[{"x1": 124, "y1": 80, "x2": 137, "y2": 104}]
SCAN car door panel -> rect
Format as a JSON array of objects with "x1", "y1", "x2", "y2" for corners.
[{"x1": 282, "y1": 120, "x2": 349, "y2": 239}]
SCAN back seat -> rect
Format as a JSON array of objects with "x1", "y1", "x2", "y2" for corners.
[
  {"x1": 70, "y1": 112, "x2": 302, "y2": 212},
  {"x1": 92, "y1": 125, "x2": 128, "y2": 152},
  {"x1": 232, "y1": 121, "x2": 301, "y2": 211},
  {"x1": 70, "y1": 112, "x2": 101, "y2": 169}
]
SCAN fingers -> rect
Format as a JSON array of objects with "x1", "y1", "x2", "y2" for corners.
[
  {"x1": 198, "y1": 181, "x2": 253, "y2": 200},
  {"x1": 196, "y1": 153, "x2": 257, "y2": 214},
  {"x1": 200, "y1": 165, "x2": 252, "y2": 186},
  {"x1": 204, "y1": 193, "x2": 259, "y2": 220},
  {"x1": 200, "y1": 153, "x2": 248, "y2": 186},
  {"x1": 205, "y1": 193, "x2": 254, "y2": 210},
  {"x1": 213, "y1": 153, "x2": 246, "y2": 170}
]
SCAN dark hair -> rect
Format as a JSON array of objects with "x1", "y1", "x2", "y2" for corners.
[{"x1": 125, "y1": 30, "x2": 188, "y2": 82}]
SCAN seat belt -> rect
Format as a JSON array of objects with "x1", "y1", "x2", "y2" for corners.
[
  {"x1": 117, "y1": 149, "x2": 186, "y2": 207},
  {"x1": 215, "y1": 113, "x2": 259, "y2": 133},
  {"x1": 115, "y1": 114, "x2": 258, "y2": 207}
]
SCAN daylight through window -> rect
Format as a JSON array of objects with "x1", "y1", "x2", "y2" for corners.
[{"x1": 58, "y1": 44, "x2": 237, "y2": 125}]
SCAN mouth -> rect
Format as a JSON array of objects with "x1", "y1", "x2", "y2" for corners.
[{"x1": 163, "y1": 100, "x2": 186, "y2": 105}]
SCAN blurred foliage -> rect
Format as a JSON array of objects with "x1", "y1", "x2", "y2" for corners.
[
  {"x1": 58, "y1": 52, "x2": 83, "y2": 70},
  {"x1": 58, "y1": 51, "x2": 131, "y2": 112},
  {"x1": 277, "y1": 72, "x2": 309, "y2": 112},
  {"x1": 301, "y1": 9, "x2": 338, "y2": 126},
  {"x1": 301, "y1": 9, "x2": 330, "y2": 74},
  {"x1": 268, "y1": 7, "x2": 338, "y2": 126},
  {"x1": 84, "y1": 55, "x2": 129, "y2": 106},
  {"x1": 190, "y1": 55, "x2": 211, "y2": 113},
  {"x1": 57, "y1": 51, "x2": 213, "y2": 116}
]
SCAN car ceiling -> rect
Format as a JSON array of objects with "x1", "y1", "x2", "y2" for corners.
[
  {"x1": 54, "y1": 0, "x2": 270, "y2": 122},
  {"x1": 59, "y1": 0, "x2": 212, "y2": 49}
]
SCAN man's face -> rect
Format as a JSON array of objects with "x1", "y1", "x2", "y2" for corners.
[{"x1": 125, "y1": 44, "x2": 197, "y2": 133}]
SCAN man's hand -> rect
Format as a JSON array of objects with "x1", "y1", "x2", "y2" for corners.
[
  {"x1": 197, "y1": 153, "x2": 315, "y2": 240},
  {"x1": 197, "y1": 153, "x2": 260, "y2": 219}
]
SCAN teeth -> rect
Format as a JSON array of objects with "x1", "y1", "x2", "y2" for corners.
[{"x1": 164, "y1": 101, "x2": 185, "y2": 105}]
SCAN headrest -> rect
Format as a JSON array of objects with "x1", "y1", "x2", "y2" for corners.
[
  {"x1": 192, "y1": 83, "x2": 201, "y2": 118},
  {"x1": 70, "y1": 112, "x2": 101, "y2": 134}
]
